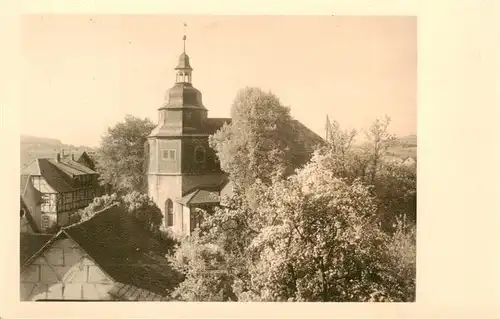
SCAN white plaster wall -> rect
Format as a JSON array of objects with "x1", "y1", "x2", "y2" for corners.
[
  {"x1": 182, "y1": 205, "x2": 191, "y2": 235},
  {"x1": 148, "y1": 174, "x2": 183, "y2": 231},
  {"x1": 20, "y1": 238, "x2": 114, "y2": 301}
]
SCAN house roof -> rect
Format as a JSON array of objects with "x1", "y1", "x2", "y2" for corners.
[
  {"x1": 22, "y1": 203, "x2": 183, "y2": 297},
  {"x1": 21, "y1": 159, "x2": 42, "y2": 176},
  {"x1": 21, "y1": 157, "x2": 98, "y2": 193},
  {"x1": 36, "y1": 159, "x2": 76, "y2": 192},
  {"x1": 20, "y1": 196, "x2": 41, "y2": 233},
  {"x1": 50, "y1": 158, "x2": 97, "y2": 176},
  {"x1": 20, "y1": 233, "x2": 52, "y2": 265},
  {"x1": 20, "y1": 175, "x2": 30, "y2": 195},
  {"x1": 108, "y1": 282, "x2": 170, "y2": 301}
]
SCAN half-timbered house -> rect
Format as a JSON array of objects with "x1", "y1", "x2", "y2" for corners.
[{"x1": 21, "y1": 153, "x2": 103, "y2": 233}]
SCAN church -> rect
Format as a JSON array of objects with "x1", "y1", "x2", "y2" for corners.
[{"x1": 147, "y1": 35, "x2": 324, "y2": 235}]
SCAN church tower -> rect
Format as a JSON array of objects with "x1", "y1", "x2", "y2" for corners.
[{"x1": 147, "y1": 30, "x2": 229, "y2": 235}]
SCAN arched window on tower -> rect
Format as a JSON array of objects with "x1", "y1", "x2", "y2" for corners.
[
  {"x1": 194, "y1": 146, "x2": 205, "y2": 163},
  {"x1": 165, "y1": 199, "x2": 173, "y2": 227}
]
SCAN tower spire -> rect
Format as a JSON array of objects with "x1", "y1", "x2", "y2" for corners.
[{"x1": 183, "y1": 22, "x2": 187, "y2": 53}]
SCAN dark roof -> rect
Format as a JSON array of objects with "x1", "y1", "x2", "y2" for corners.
[
  {"x1": 175, "y1": 52, "x2": 192, "y2": 70},
  {"x1": 178, "y1": 188, "x2": 220, "y2": 206},
  {"x1": 290, "y1": 119, "x2": 326, "y2": 149},
  {"x1": 20, "y1": 196, "x2": 41, "y2": 233},
  {"x1": 20, "y1": 233, "x2": 52, "y2": 265},
  {"x1": 108, "y1": 282, "x2": 170, "y2": 301},
  {"x1": 162, "y1": 83, "x2": 205, "y2": 110},
  {"x1": 61, "y1": 204, "x2": 182, "y2": 296},
  {"x1": 36, "y1": 159, "x2": 75, "y2": 192},
  {"x1": 21, "y1": 158, "x2": 98, "y2": 193},
  {"x1": 205, "y1": 118, "x2": 231, "y2": 135},
  {"x1": 50, "y1": 158, "x2": 97, "y2": 176}
]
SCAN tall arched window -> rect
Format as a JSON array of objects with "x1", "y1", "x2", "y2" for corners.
[
  {"x1": 165, "y1": 199, "x2": 173, "y2": 227},
  {"x1": 194, "y1": 146, "x2": 205, "y2": 163}
]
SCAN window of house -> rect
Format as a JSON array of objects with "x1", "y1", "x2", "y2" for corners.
[
  {"x1": 41, "y1": 194, "x2": 52, "y2": 211},
  {"x1": 165, "y1": 199, "x2": 173, "y2": 227},
  {"x1": 162, "y1": 149, "x2": 176, "y2": 161},
  {"x1": 41, "y1": 215, "x2": 50, "y2": 230},
  {"x1": 194, "y1": 146, "x2": 205, "y2": 163}
]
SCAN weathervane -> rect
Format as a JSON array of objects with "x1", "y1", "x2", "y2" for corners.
[{"x1": 183, "y1": 22, "x2": 187, "y2": 53}]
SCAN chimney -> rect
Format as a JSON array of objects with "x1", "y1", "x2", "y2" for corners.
[{"x1": 56, "y1": 153, "x2": 61, "y2": 162}]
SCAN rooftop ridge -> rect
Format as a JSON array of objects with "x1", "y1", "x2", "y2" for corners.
[{"x1": 63, "y1": 201, "x2": 121, "y2": 230}]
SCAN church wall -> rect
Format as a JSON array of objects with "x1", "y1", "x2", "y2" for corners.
[
  {"x1": 148, "y1": 139, "x2": 157, "y2": 175},
  {"x1": 148, "y1": 174, "x2": 183, "y2": 230},
  {"x1": 182, "y1": 109, "x2": 207, "y2": 133},
  {"x1": 164, "y1": 109, "x2": 183, "y2": 126},
  {"x1": 157, "y1": 139, "x2": 181, "y2": 173},
  {"x1": 181, "y1": 137, "x2": 222, "y2": 175},
  {"x1": 182, "y1": 205, "x2": 191, "y2": 235}
]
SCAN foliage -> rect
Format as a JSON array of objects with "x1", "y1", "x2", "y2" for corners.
[
  {"x1": 168, "y1": 232, "x2": 236, "y2": 301},
  {"x1": 68, "y1": 192, "x2": 163, "y2": 233},
  {"x1": 171, "y1": 108, "x2": 416, "y2": 302},
  {"x1": 209, "y1": 87, "x2": 303, "y2": 188},
  {"x1": 323, "y1": 116, "x2": 416, "y2": 231},
  {"x1": 170, "y1": 159, "x2": 416, "y2": 301},
  {"x1": 95, "y1": 115, "x2": 155, "y2": 193},
  {"x1": 362, "y1": 115, "x2": 398, "y2": 183}
]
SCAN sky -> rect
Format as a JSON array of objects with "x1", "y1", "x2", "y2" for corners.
[{"x1": 20, "y1": 15, "x2": 416, "y2": 147}]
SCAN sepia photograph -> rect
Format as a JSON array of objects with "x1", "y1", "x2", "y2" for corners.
[{"x1": 19, "y1": 15, "x2": 417, "y2": 302}]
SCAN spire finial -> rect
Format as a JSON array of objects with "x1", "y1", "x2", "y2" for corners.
[{"x1": 183, "y1": 22, "x2": 187, "y2": 53}]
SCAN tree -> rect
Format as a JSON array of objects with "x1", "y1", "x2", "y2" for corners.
[
  {"x1": 363, "y1": 115, "x2": 397, "y2": 184},
  {"x1": 68, "y1": 192, "x2": 163, "y2": 234},
  {"x1": 96, "y1": 115, "x2": 155, "y2": 193},
  {"x1": 170, "y1": 157, "x2": 416, "y2": 301},
  {"x1": 171, "y1": 115, "x2": 416, "y2": 302},
  {"x1": 209, "y1": 87, "x2": 301, "y2": 188},
  {"x1": 324, "y1": 116, "x2": 416, "y2": 232}
]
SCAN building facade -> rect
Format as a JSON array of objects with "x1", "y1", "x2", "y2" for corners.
[
  {"x1": 20, "y1": 204, "x2": 173, "y2": 301},
  {"x1": 147, "y1": 38, "x2": 231, "y2": 235},
  {"x1": 147, "y1": 37, "x2": 324, "y2": 236},
  {"x1": 20, "y1": 152, "x2": 103, "y2": 233}
]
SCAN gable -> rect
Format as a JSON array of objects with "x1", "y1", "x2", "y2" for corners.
[
  {"x1": 21, "y1": 160, "x2": 41, "y2": 176},
  {"x1": 20, "y1": 236, "x2": 114, "y2": 301},
  {"x1": 63, "y1": 204, "x2": 182, "y2": 296}
]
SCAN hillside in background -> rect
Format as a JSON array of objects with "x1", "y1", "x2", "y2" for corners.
[
  {"x1": 386, "y1": 134, "x2": 417, "y2": 160},
  {"x1": 20, "y1": 135, "x2": 97, "y2": 169}
]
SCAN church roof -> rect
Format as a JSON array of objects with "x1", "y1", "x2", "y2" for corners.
[
  {"x1": 175, "y1": 52, "x2": 192, "y2": 70},
  {"x1": 177, "y1": 188, "x2": 220, "y2": 206},
  {"x1": 161, "y1": 83, "x2": 206, "y2": 110}
]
